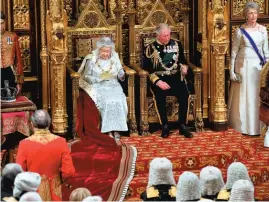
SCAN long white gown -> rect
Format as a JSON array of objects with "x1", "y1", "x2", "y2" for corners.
[
  {"x1": 228, "y1": 25, "x2": 269, "y2": 136},
  {"x1": 78, "y1": 51, "x2": 128, "y2": 133}
]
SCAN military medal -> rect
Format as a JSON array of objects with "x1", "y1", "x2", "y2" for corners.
[{"x1": 7, "y1": 37, "x2": 12, "y2": 44}]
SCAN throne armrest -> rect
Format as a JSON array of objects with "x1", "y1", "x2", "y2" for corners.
[
  {"x1": 130, "y1": 64, "x2": 149, "y2": 77},
  {"x1": 123, "y1": 65, "x2": 136, "y2": 76}
]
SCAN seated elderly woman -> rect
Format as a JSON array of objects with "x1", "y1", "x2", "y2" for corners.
[{"x1": 78, "y1": 37, "x2": 128, "y2": 140}]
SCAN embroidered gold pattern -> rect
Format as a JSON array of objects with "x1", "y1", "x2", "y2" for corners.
[
  {"x1": 169, "y1": 186, "x2": 177, "y2": 197},
  {"x1": 39, "y1": 175, "x2": 52, "y2": 201},
  {"x1": 217, "y1": 189, "x2": 230, "y2": 200},
  {"x1": 149, "y1": 73, "x2": 160, "y2": 83},
  {"x1": 27, "y1": 129, "x2": 59, "y2": 144},
  {"x1": 39, "y1": 174, "x2": 62, "y2": 201},
  {"x1": 146, "y1": 186, "x2": 159, "y2": 198}
]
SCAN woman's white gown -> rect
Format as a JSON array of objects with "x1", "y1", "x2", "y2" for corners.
[
  {"x1": 228, "y1": 26, "x2": 269, "y2": 136},
  {"x1": 79, "y1": 52, "x2": 128, "y2": 133}
]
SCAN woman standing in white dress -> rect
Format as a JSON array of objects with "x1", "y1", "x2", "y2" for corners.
[
  {"x1": 78, "y1": 37, "x2": 128, "y2": 140},
  {"x1": 228, "y1": 2, "x2": 269, "y2": 136}
]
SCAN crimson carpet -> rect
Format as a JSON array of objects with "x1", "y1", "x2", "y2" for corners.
[{"x1": 121, "y1": 128, "x2": 269, "y2": 201}]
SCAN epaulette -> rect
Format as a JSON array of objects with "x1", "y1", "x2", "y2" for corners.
[
  {"x1": 217, "y1": 189, "x2": 230, "y2": 201},
  {"x1": 3, "y1": 31, "x2": 16, "y2": 38},
  {"x1": 146, "y1": 186, "x2": 159, "y2": 198},
  {"x1": 145, "y1": 39, "x2": 155, "y2": 47},
  {"x1": 171, "y1": 38, "x2": 181, "y2": 42}
]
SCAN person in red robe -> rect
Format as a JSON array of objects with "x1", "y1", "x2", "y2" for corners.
[
  {"x1": 16, "y1": 110, "x2": 75, "y2": 201},
  {"x1": 1, "y1": 11, "x2": 23, "y2": 93}
]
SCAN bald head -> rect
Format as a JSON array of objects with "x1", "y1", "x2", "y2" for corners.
[{"x1": 31, "y1": 110, "x2": 51, "y2": 129}]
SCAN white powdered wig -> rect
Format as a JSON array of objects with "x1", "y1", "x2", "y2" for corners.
[
  {"x1": 82, "y1": 196, "x2": 103, "y2": 202},
  {"x1": 176, "y1": 171, "x2": 201, "y2": 201},
  {"x1": 200, "y1": 166, "x2": 224, "y2": 196},
  {"x1": 225, "y1": 162, "x2": 250, "y2": 190},
  {"x1": 147, "y1": 157, "x2": 176, "y2": 188},
  {"x1": 229, "y1": 179, "x2": 255, "y2": 202}
]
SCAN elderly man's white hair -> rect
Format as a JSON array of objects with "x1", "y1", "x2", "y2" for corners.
[
  {"x1": 229, "y1": 179, "x2": 255, "y2": 202},
  {"x1": 147, "y1": 157, "x2": 175, "y2": 188},
  {"x1": 176, "y1": 171, "x2": 201, "y2": 201},
  {"x1": 13, "y1": 172, "x2": 41, "y2": 198},
  {"x1": 156, "y1": 23, "x2": 171, "y2": 35},
  {"x1": 2, "y1": 163, "x2": 23, "y2": 178},
  {"x1": 19, "y1": 192, "x2": 42, "y2": 202},
  {"x1": 225, "y1": 162, "x2": 250, "y2": 190},
  {"x1": 96, "y1": 36, "x2": 115, "y2": 49},
  {"x1": 82, "y1": 196, "x2": 103, "y2": 202},
  {"x1": 200, "y1": 166, "x2": 224, "y2": 196}
]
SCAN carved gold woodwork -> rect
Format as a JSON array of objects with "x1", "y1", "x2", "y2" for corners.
[
  {"x1": 18, "y1": 36, "x2": 31, "y2": 72},
  {"x1": 137, "y1": 0, "x2": 189, "y2": 25},
  {"x1": 127, "y1": 0, "x2": 203, "y2": 135},
  {"x1": 40, "y1": 0, "x2": 50, "y2": 111},
  {"x1": 12, "y1": 0, "x2": 30, "y2": 30},
  {"x1": 202, "y1": 0, "x2": 209, "y2": 119},
  {"x1": 65, "y1": 0, "x2": 137, "y2": 136},
  {"x1": 206, "y1": 0, "x2": 229, "y2": 130},
  {"x1": 46, "y1": 0, "x2": 68, "y2": 133},
  {"x1": 211, "y1": 42, "x2": 229, "y2": 125},
  {"x1": 231, "y1": 0, "x2": 268, "y2": 18}
]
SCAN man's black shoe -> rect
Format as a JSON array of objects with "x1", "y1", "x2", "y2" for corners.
[
  {"x1": 161, "y1": 124, "x2": 170, "y2": 138},
  {"x1": 179, "y1": 124, "x2": 193, "y2": 138}
]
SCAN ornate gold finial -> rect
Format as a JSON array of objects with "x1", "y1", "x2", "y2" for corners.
[{"x1": 210, "y1": 0, "x2": 228, "y2": 43}]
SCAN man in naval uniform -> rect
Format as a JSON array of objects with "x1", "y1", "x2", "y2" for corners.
[
  {"x1": 143, "y1": 23, "x2": 194, "y2": 138},
  {"x1": 1, "y1": 11, "x2": 23, "y2": 93}
]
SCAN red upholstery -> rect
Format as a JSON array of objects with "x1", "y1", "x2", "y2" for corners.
[{"x1": 1, "y1": 96, "x2": 36, "y2": 112}]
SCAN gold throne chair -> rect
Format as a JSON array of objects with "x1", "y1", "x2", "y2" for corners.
[
  {"x1": 66, "y1": 1, "x2": 137, "y2": 136},
  {"x1": 127, "y1": 0, "x2": 202, "y2": 135}
]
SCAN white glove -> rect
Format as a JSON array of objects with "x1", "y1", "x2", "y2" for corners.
[
  {"x1": 229, "y1": 68, "x2": 237, "y2": 81},
  {"x1": 117, "y1": 69, "x2": 125, "y2": 81}
]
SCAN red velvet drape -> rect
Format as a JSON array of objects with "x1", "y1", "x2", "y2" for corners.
[{"x1": 62, "y1": 90, "x2": 122, "y2": 200}]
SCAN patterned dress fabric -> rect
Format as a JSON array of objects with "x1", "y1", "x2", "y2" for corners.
[{"x1": 78, "y1": 51, "x2": 128, "y2": 133}]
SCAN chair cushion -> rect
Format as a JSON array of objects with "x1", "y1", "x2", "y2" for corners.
[{"x1": 1, "y1": 96, "x2": 36, "y2": 112}]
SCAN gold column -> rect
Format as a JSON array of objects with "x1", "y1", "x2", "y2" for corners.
[
  {"x1": 202, "y1": 0, "x2": 209, "y2": 120},
  {"x1": 46, "y1": 0, "x2": 68, "y2": 134},
  {"x1": 40, "y1": 0, "x2": 50, "y2": 111},
  {"x1": 127, "y1": 3, "x2": 149, "y2": 135},
  {"x1": 193, "y1": 67, "x2": 203, "y2": 123},
  {"x1": 114, "y1": 2, "x2": 124, "y2": 61},
  {"x1": 126, "y1": 2, "x2": 137, "y2": 66},
  {"x1": 212, "y1": 42, "x2": 228, "y2": 130}
]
